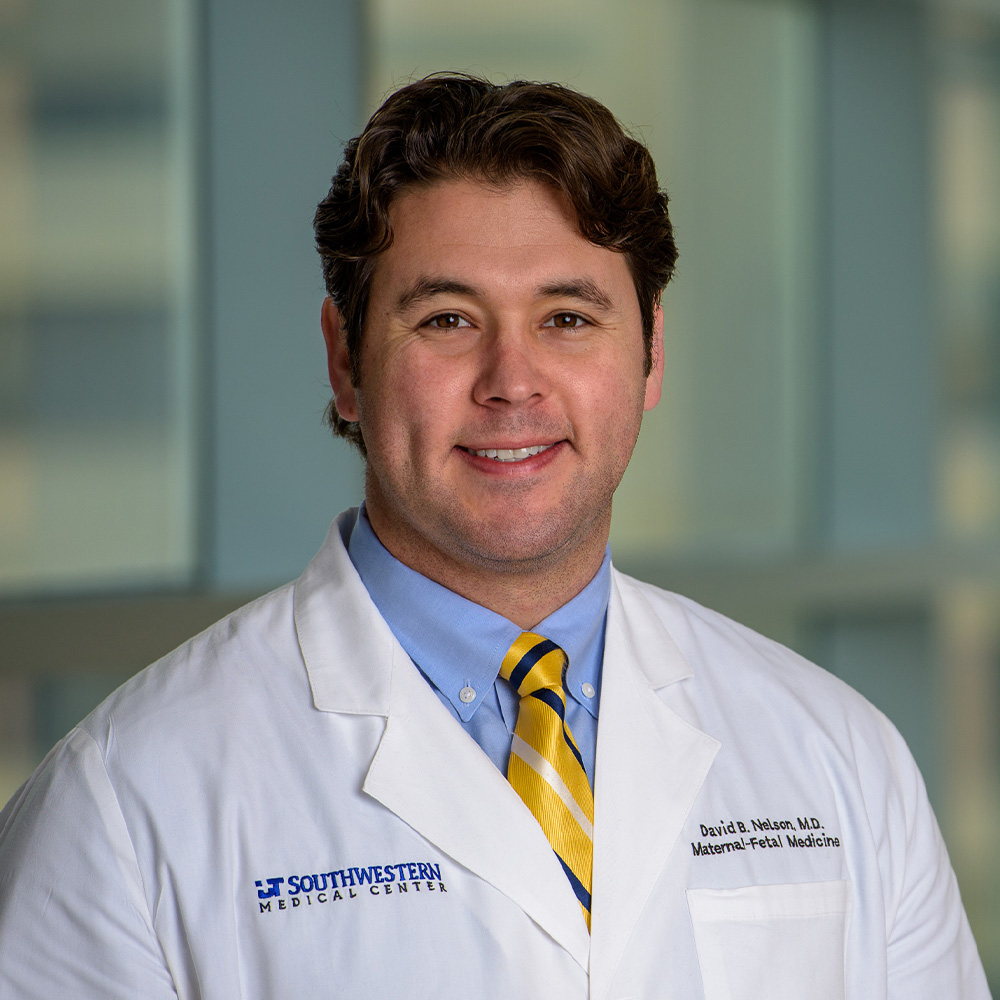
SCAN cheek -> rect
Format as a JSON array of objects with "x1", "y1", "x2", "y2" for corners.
[
  {"x1": 400, "y1": 352, "x2": 474, "y2": 421},
  {"x1": 578, "y1": 360, "x2": 647, "y2": 421},
  {"x1": 590, "y1": 369, "x2": 648, "y2": 463},
  {"x1": 358, "y1": 364, "x2": 461, "y2": 457}
]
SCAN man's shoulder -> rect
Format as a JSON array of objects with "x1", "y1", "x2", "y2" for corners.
[
  {"x1": 611, "y1": 568, "x2": 888, "y2": 728},
  {"x1": 78, "y1": 581, "x2": 303, "y2": 755},
  {"x1": 76, "y1": 508, "x2": 387, "y2": 753},
  {"x1": 611, "y1": 570, "x2": 927, "y2": 822},
  {"x1": 612, "y1": 567, "x2": 802, "y2": 666}
]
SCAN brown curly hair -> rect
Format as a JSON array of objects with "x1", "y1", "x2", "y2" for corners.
[{"x1": 313, "y1": 73, "x2": 678, "y2": 455}]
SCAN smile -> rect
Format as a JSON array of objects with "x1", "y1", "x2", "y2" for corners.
[{"x1": 465, "y1": 444, "x2": 555, "y2": 462}]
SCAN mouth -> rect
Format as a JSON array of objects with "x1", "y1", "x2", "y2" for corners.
[{"x1": 464, "y1": 443, "x2": 555, "y2": 463}]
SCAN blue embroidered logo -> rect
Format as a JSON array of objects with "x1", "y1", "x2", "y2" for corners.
[{"x1": 254, "y1": 861, "x2": 447, "y2": 913}]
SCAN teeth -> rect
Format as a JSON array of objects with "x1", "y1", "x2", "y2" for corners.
[{"x1": 467, "y1": 444, "x2": 553, "y2": 462}]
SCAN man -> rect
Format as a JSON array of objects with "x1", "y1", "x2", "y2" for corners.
[{"x1": 0, "y1": 75, "x2": 989, "y2": 998}]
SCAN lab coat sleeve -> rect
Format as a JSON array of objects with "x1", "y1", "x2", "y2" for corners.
[
  {"x1": 877, "y1": 718, "x2": 991, "y2": 998},
  {"x1": 0, "y1": 727, "x2": 178, "y2": 999}
]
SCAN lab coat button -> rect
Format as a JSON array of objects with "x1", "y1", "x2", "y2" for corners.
[{"x1": 459, "y1": 686, "x2": 476, "y2": 704}]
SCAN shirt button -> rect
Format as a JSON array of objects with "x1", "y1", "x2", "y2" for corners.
[
  {"x1": 581, "y1": 683, "x2": 596, "y2": 699},
  {"x1": 459, "y1": 686, "x2": 476, "y2": 704}
]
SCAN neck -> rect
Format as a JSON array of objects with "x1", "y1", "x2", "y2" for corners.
[
  {"x1": 363, "y1": 508, "x2": 609, "y2": 630},
  {"x1": 433, "y1": 555, "x2": 606, "y2": 630}
]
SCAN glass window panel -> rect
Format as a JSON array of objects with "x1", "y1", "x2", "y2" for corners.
[
  {"x1": 936, "y1": 13, "x2": 1000, "y2": 540},
  {"x1": 0, "y1": 0, "x2": 196, "y2": 593},
  {"x1": 932, "y1": 8, "x2": 1000, "y2": 981}
]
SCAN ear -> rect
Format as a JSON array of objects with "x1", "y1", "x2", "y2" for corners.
[
  {"x1": 643, "y1": 305, "x2": 665, "y2": 411},
  {"x1": 321, "y1": 297, "x2": 359, "y2": 421}
]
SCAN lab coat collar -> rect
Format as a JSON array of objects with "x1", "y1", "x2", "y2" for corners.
[
  {"x1": 294, "y1": 511, "x2": 696, "y2": 715},
  {"x1": 294, "y1": 510, "x2": 395, "y2": 715},
  {"x1": 294, "y1": 514, "x2": 720, "y2": 980}
]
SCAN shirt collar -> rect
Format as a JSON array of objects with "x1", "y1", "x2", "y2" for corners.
[{"x1": 347, "y1": 506, "x2": 610, "y2": 722}]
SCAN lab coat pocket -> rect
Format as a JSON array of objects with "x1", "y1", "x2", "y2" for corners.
[{"x1": 687, "y1": 880, "x2": 851, "y2": 1000}]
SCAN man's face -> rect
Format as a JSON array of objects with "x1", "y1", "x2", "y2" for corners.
[{"x1": 324, "y1": 177, "x2": 663, "y2": 593}]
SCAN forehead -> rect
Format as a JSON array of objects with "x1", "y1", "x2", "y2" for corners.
[
  {"x1": 390, "y1": 175, "x2": 572, "y2": 236},
  {"x1": 368, "y1": 177, "x2": 635, "y2": 304}
]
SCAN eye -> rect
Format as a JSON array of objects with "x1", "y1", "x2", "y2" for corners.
[
  {"x1": 426, "y1": 313, "x2": 471, "y2": 330},
  {"x1": 544, "y1": 312, "x2": 586, "y2": 329}
]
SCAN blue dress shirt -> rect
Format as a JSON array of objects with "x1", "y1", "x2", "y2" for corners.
[{"x1": 347, "y1": 506, "x2": 609, "y2": 784}]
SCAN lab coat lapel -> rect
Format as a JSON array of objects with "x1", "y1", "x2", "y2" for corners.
[
  {"x1": 363, "y1": 642, "x2": 592, "y2": 971},
  {"x1": 589, "y1": 573, "x2": 720, "y2": 1000},
  {"x1": 296, "y1": 515, "x2": 589, "y2": 967}
]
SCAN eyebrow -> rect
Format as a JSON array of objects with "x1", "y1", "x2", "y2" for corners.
[
  {"x1": 395, "y1": 277, "x2": 485, "y2": 312},
  {"x1": 535, "y1": 279, "x2": 615, "y2": 312},
  {"x1": 395, "y1": 275, "x2": 616, "y2": 313}
]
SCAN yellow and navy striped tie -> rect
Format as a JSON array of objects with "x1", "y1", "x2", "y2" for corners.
[{"x1": 500, "y1": 632, "x2": 594, "y2": 930}]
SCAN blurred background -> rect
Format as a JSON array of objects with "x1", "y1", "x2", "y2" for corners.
[{"x1": 1, "y1": 0, "x2": 998, "y2": 985}]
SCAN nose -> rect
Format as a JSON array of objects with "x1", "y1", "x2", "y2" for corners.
[{"x1": 471, "y1": 328, "x2": 550, "y2": 408}]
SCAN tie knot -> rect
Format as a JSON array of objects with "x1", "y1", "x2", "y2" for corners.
[{"x1": 500, "y1": 632, "x2": 567, "y2": 698}]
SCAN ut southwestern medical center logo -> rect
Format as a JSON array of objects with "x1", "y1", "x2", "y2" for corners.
[{"x1": 254, "y1": 861, "x2": 448, "y2": 914}]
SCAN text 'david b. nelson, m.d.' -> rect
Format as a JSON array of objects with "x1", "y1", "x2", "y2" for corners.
[{"x1": 691, "y1": 815, "x2": 842, "y2": 857}]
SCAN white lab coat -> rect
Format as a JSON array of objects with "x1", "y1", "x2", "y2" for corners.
[{"x1": 0, "y1": 511, "x2": 989, "y2": 999}]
